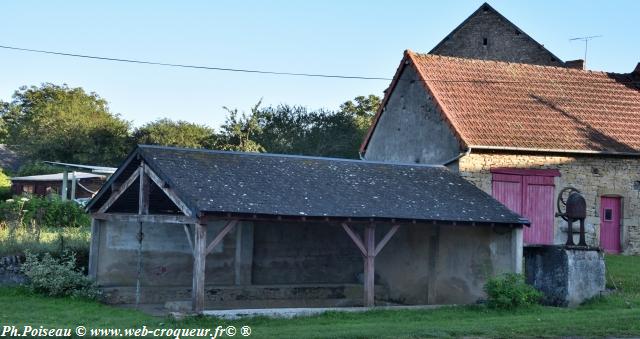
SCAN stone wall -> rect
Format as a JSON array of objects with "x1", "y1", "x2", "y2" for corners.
[
  {"x1": 431, "y1": 4, "x2": 563, "y2": 66},
  {"x1": 364, "y1": 65, "x2": 461, "y2": 167},
  {"x1": 458, "y1": 152, "x2": 640, "y2": 254},
  {"x1": 0, "y1": 255, "x2": 26, "y2": 286}
]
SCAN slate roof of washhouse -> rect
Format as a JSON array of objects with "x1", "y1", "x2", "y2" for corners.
[
  {"x1": 87, "y1": 145, "x2": 528, "y2": 226},
  {"x1": 361, "y1": 51, "x2": 640, "y2": 155}
]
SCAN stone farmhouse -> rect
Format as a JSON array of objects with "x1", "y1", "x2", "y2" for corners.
[{"x1": 361, "y1": 50, "x2": 640, "y2": 254}]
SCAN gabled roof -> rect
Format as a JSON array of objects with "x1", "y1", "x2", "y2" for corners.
[
  {"x1": 429, "y1": 3, "x2": 564, "y2": 66},
  {"x1": 361, "y1": 51, "x2": 640, "y2": 156},
  {"x1": 87, "y1": 145, "x2": 528, "y2": 226}
]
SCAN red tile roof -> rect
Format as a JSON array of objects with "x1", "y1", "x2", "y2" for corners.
[{"x1": 361, "y1": 51, "x2": 640, "y2": 155}]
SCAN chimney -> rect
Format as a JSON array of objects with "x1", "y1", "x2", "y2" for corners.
[{"x1": 565, "y1": 59, "x2": 585, "y2": 70}]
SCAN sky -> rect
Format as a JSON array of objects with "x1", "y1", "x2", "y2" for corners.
[{"x1": 0, "y1": 1, "x2": 638, "y2": 129}]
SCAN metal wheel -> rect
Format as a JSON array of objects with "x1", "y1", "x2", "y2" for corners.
[{"x1": 557, "y1": 187, "x2": 580, "y2": 221}]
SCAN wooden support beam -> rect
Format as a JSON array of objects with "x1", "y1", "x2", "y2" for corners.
[
  {"x1": 363, "y1": 224, "x2": 375, "y2": 308},
  {"x1": 91, "y1": 213, "x2": 196, "y2": 224},
  {"x1": 192, "y1": 222, "x2": 207, "y2": 314},
  {"x1": 183, "y1": 224, "x2": 194, "y2": 256},
  {"x1": 206, "y1": 220, "x2": 238, "y2": 255},
  {"x1": 342, "y1": 223, "x2": 401, "y2": 308},
  {"x1": 138, "y1": 165, "x2": 149, "y2": 215},
  {"x1": 374, "y1": 225, "x2": 400, "y2": 256},
  {"x1": 144, "y1": 166, "x2": 194, "y2": 217},
  {"x1": 97, "y1": 169, "x2": 141, "y2": 213},
  {"x1": 341, "y1": 223, "x2": 367, "y2": 256}
]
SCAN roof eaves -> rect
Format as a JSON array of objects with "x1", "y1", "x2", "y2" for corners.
[
  {"x1": 470, "y1": 145, "x2": 640, "y2": 157},
  {"x1": 201, "y1": 210, "x2": 530, "y2": 227}
]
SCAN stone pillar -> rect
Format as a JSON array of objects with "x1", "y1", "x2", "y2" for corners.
[{"x1": 88, "y1": 219, "x2": 101, "y2": 279}]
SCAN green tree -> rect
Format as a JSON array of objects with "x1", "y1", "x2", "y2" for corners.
[
  {"x1": 1, "y1": 84, "x2": 132, "y2": 166},
  {"x1": 0, "y1": 110, "x2": 7, "y2": 143},
  {"x1": 15, "y1": 162, "x2": 60, "y2": 177},
  {"x1": 133, "y1": 118, "x2": 215, "y2": 148},
  {"x1": 339, "y1": 94, "x2": 381, "y2": 136},
  {"x1": 0, "y1": 168, "x2": 10, "y2": 200},
  {"x1": 215, "y1": 94, "x2": 381, "y2": 158},
  {"x1": 215, "y1": 101, "x2": 266, "y2": 152}
]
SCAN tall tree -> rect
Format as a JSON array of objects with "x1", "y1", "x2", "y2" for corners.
[
  {"x1": 215, "y1": 101, "x2": 266, "y2": 152},
  {"x1": 1, "y1": 84, "x2": 131, "y2": 166},
  {"x1": 215, "y1": 94, "x2": 381, "y2": 158},
  {"x1": 133, "y1": 118, "x2": 215, "y2": 148},
  {"x1": 339, "y1": 94, "x2": 381, "y2": 136},
  {"x1": 0, "y1": 114, "x2": 7, "y2": 143}
]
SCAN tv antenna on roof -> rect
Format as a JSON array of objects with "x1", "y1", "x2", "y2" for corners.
[{"x1": 569, "y1": 35, "x2": 602, "y2": 68}]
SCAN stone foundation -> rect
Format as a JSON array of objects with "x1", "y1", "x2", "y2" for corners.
[
  {"x1": 102, "y1": 284, "x2": 389, "y2": 309},
  {"x1": 524, "y1": 245, "x2": 605, "y2": 307},
  {"x1": 0, "y1": 255, "x2": 26, "y2": 286}
]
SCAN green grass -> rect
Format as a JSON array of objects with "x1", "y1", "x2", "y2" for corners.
[{"x1": 1, "y1": 255, "x2": 639, "y2": 338}]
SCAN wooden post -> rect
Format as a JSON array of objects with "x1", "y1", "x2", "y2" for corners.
[
  {"x1": 138, "y1": 165, "x2": 149, "y2": 215},
  {"x1": 234, "y1": 223, "x2": 243, "y2": 285},
  {"x1": 342, "y1": 223, "x2": 399, "y2": 308},
  {"x1": 61, "y1": 169, "x2": 68, "y2": 201},
  {"x1": 70, "y1": 172, "x2": 77, "y2": 201},
  {"x1": 192, "y1": 222, "x2": 207, "y2": 313},
  {"x1": 363, "y1": 224, "x2": 375, "y2": 307}
]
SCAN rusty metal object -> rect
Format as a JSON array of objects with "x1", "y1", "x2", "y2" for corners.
[{"x1": 556, "y1": 187, "x2": 588, "y2": 247}]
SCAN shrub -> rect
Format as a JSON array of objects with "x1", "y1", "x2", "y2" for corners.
[
  {"x1": 0, "y1": 169, "x2": 10, "y2": 200},
  {"x1": 0, "y1": 195, "x2": 89, "y2": 229},
  {"x1": 16, "y1": 162, "x2": 60, "y2": 177},
  {"x1": 484, "y1": 273, "x2": 542, "y2": 309},
  {"x1": 21, "y1": 251, "x2": 100, "y2": 299}
]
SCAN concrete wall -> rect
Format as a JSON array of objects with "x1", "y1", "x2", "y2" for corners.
[
  {"x1": 459, "y1": 152, "x2": 640, "y2": 254},
  {"x1": 364, "y1": 65, "x2": 461, "y2": 166},
  {"x1": 431, "y1": 5, "x2": 563, "y2": 66},
  {"x1": 93, "y1": 219, "x2": 521, "y2": 307},
  {"x1": 252, "y1": 222, "x2": 361, "y2": 285}
]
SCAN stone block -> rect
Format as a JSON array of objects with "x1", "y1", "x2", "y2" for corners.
[{"x1": 524, "y1": 245, "x2": 605, "y2": 307}]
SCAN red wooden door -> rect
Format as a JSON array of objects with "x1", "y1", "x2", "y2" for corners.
[
  {"x1": 600, "y1": 197, "x2": 621, "y2": 253},
  {"x1": 522, "y1": 176, "x2": 555, "y2": 245},
  {"x1": 492, "y1": 172, "x2": 555, "y2": 245},
  {"x1": 492, "y1": 174, "x2": 522, "y2": 214}
]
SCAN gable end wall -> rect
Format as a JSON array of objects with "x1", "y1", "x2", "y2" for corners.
[
  {"x1": 431, "y1": 8, "x2": 563, "y2": 66},
  {"x1": 364, "y1": 65, "x2": 461, "y2": 166}
]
